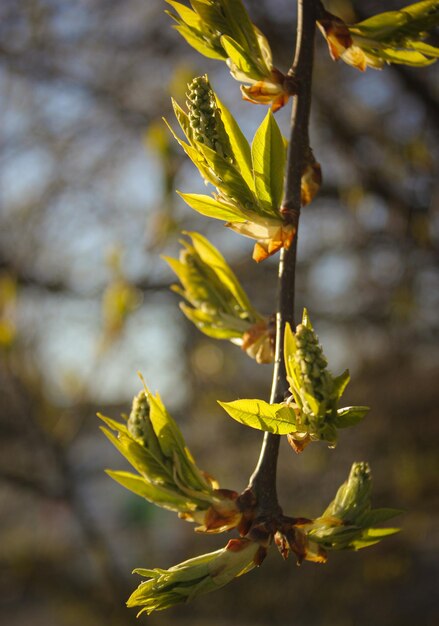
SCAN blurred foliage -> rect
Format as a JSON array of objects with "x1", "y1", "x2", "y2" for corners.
[{"x1": 0, "y1": 0, "x2": 438, "y2": 625}]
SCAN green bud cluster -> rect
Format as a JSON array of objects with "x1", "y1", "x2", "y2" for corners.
[
  {"x1": 127, "y1": 390, "x2": 151, "y2": 443},
  {"x1": 306, "y1": 461, "x2": 400, "y2": 552},
  {"x1": 186, "y1": 75, "x2": 233, "y2": 161},
  {"x1": 294, "y1": 323, "x2": 330, "y2": 408},
  {"x1": 127, "y1": 539, "x2": 260, "y2": 616}
]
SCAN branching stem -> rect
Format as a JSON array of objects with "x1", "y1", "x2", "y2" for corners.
[{"x1": 247, "y1": 0, "x2": 318, "y2": 517}]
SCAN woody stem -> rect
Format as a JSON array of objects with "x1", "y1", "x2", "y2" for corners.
[{"x1": 247, "y1": 0, "x2": 318, "y2": 517}]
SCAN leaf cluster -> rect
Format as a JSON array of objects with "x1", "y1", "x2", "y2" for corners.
[
  {"x1": 164, "y1": 231, "x2": 274, "y2": 362},
  {"x1": 165, "y1": 1, "x2": 291, "y2": 110},
  {"x1": 319, "y1": 0, "x2": 439, "y2": 70},
  {"x1": 167, "y1": 79, "x2": 294, "y2": 261},
  {"x1": 99, "y1": 387, "x2": 241, "y2": 532},
  {"x1": 305, "y1": 462, "x2": 401, "y2": 552},
  {"x1": 127, "y1": 538, "x2": 261, "y2": 615}
]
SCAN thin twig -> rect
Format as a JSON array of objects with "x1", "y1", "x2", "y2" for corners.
[{"x1": 247, "y1": 0, "x2": 318, "y2": 516}]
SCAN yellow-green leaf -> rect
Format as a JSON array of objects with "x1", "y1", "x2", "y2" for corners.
[
  {"x1": 220, "y1": 35, "x2": 264, "y2": 81},
  {"x1": 177, "y1": 192, "x2": 248, "y2": 222},
  {"x1": 251, "y1": 110, "x2": 286, "y2": 216},
  {"x1": 106, "y1": 470, "x2": 195, "y2": 510},
  {"x1": 187, "y1": 231, "x2": 256, "y2": 314},
  {"x1": 218, "y1": 399, "x2": 297, "y2": 434},
  {"x1": 215, "y1": 95, "x2": 254, "y2": 189}
]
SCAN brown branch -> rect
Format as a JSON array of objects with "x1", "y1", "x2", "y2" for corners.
[{"x1": 246, "y1": 0, "x2": 318, "y2": 518}]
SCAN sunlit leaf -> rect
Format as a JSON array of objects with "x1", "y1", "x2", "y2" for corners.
[
  {"x1": 221, "y1": 35, "x2": 264, "y2": 81},
  {"x1": 215, "y1": 95, "x2": 254, "y2": 189},
  {"x1": 251, "y1": 110, "x2": 286, "y2": 214},
  {"x1": 177, "y1": 192, "x2": 248, "y2": 222},
  {"x1": 218, "y1": 399, "x2": 297, "y2": 434}
]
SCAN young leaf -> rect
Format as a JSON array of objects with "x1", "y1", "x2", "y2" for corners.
[
  {"x1": 218, "y1": 399, "x2": 297, "y2": 434},
  {"x1": 180, "y1": 305, "x2": 242, "y2": 339},
  {"x1": 332, "y1": 369, "x2": 350, "y2": 401},
  {"x1": 251, "y1": 110, "x2": 286, "y2": 214},
  {"x1": 187, "y1": 231, "x2": 257, "y2": 313},
  {"x1": 195, "y1": 142, "x2": 258, "y2": 210},
  {"x1": 106, "y1": 470, "x2": 195, "y2": 510},
  {"x1": 215, "y1": 95, "x2": 254, "y2": 189},
  {"x1": 177, "y1": 192, "x2": 248, "y2": 223},
  {"x1": 360, "y1": 508, "x2": 403, "y2": 526},
  {"x1": 221, "y1": 35, "x2": 265, "y2": 81},
  {"x1": 219, "y1": 0, "x2": 268, "y2": 69},
  {"x1": 334, "y1": 406, "x2": 369, "y2": 428}
]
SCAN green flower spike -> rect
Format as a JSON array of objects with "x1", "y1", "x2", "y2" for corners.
[
  {"x1": 218, "y1": 309, "x2": 369, "y2": 451},
  {"x1": 283, "y1": 309, "x2": 370, "y2": 451},
  {"x1": 99, "y1": 386, "x2": 242, "y2": 533},
  {"x1": 127, "y1": 538, "x2": 265, "y2": 615},
  {"x1": 186, "y1": 75, "x2": 233, "y2": 161},
  {"x1": 318, "y1": 0, "x2": 439, "y2": 71},
  {"x1": 305, "y1": 462, "x2": 401, "y2": 552},
  {"x1": 164, "y1": 231, "x2": 274, "y2": 363}
]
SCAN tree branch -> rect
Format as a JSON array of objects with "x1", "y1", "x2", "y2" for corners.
[{"x1": 246, "y1": 0, "x2": 318, "y2": 517}]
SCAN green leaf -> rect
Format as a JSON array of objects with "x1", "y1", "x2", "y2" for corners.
[
  {"x1": 352, "y1": 1, "x2": 439, "y2": 41},
  {"x1": 174, "y1": 24, "x2": 225, "y2": 59},
  {"x1": 164, "y1": 119, "x2": 216, "y2": 184},
  {"x1": 301, "y1": 307, "x2": 313, "y2": 329},
  {"x1": 360, "y1": 508, "x2": 403, "y2": 526},
  {"x1": 334, "y1": 406, "x2": 369, "y2": 428},
  {"x1": 377, "y1": 46, "x2": 436, "y2": 66},
  {"x1": 350, "y1": 527, "x2": 401, "y2": 550},
  {"x1": 166, "y1": 1, "x2": 202, "y2": 30},
  {"x1": 187, "y1": 231, "x2": 257, "y2": 314},
  {"x1": 165, "y1": 1, "x2": 226, "y2": 60},
  {"x1": 97, "y1": 413, "x2": 129, "y2": 436},
  {"x1": 303, "y1": 390, "x2": 321, "y2": 417},
  {"x1": 100, "y1": 427, "x2": 171, "y2": 483},
  {"x1": 215, "y1": 96, "x2": 254, "y2": 190},
  {"x1": 179, "y1": 304, "x2": 242, "y2": 339},
  {"x1": 353, "y1": 11, "x2": 409, "y2": 39},
  {"x1": 195, "y1": 141, "x2": 257, "y2": 209},
  {"x1": 218, "y1": 399, "x2": 297, "y2": 434},
  {"x1": 219, "y1": 0, "x2": 267, "y2": 69},
  {"x1": 362, "y1": 527, "x2": 401, "y2": 539},
  {"x1": 106, "y1": 470, "x2": 195, "y2": 510},
  {"x1": 145, "y1": 392, "x2": 210, "y2": 493},
  {"x1": 177, "y1": 192, "x2": 248, "y2": 223},
  {"x1": 171, "y1": 99, "x2": 194, "y2": 142},
  {"x1": 332, "y1": 369, "x2": 350, "y2": 401},
  {"x1": 251, "y1": 110, "x2": 286, "y2": 216},
  {"x1": 220, "y1": 35, "x2": 265, "y2": 81},
  {"x1": 407, "y1": 40, "x2": 439, "y2": 57},
  {"x1": 284, "y1": 323, "x2": 297, "y2": 381}
]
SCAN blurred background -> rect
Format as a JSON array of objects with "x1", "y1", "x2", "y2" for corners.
[{"x1": 0, "y1": 0, "x2": 438, "y2": 624}]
